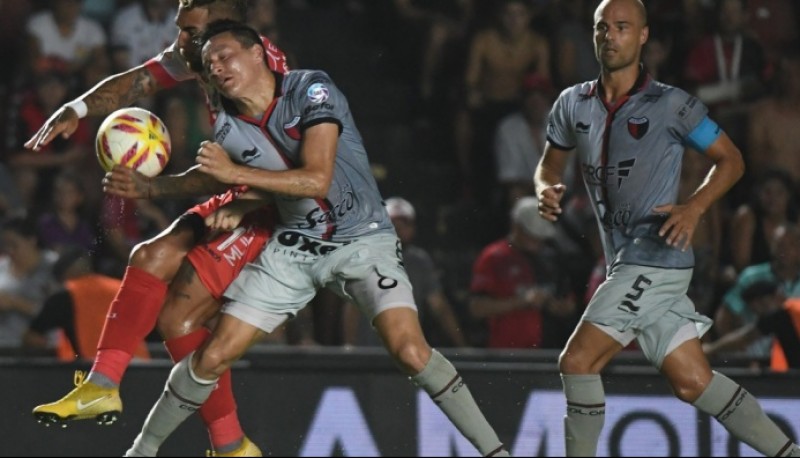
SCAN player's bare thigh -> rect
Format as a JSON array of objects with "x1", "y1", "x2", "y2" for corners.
[
  {"x1": 559, "y1": 322, "x2": 625, "y2": 375},
  {"x1": 130, "y1": 217, "x2": 199, "y2": 282},
  {"x1": 157, "y1": 260, "x2": 221, "y2": 339}
]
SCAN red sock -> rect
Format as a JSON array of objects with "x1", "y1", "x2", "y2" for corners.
[
  {"x1": 92, "y1": 266, "x2": 167, "y2": 384},
  {"x1": 164, "y1": 329, "x2": 243, "y2": 449}
]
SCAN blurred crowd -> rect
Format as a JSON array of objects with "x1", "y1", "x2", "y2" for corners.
[{"x1": 1, "y1": 0, "x2": 799, "y2": 372}]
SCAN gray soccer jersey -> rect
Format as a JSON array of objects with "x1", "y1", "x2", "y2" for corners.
[
  {"x1": 212, "y1": 69, "x2": 394, "y2": 241},
  {"x1": 547, "y1": 73, "x2": 712, "y2": 270}
]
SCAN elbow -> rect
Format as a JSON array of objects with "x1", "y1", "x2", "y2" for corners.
[{"x1": 308, "y1": 174, "x2": 332, "y2": 199}]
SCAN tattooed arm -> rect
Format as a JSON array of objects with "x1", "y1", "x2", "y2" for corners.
[
  {"x1": 25, "y1": 65, "x2": 161, "y2": 151},
  {"x1": 103, "y1": 165, "x2": 230, "y2": 201}
]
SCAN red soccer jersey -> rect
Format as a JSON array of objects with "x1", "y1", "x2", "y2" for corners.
[{"x1": 470, "y1": 239, "x2": 543, "y2": 348}]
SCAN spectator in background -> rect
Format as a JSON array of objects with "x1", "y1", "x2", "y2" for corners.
[
  {"x1": 716, "y1": 224, "x2": 800, "y2": 362},
  {"x1": 552, "y1": 0, "x2": 598, "y2": 88},
  {"x1": 469, "y1": 197, "x2": 578, "y2": 349},
  {"x1": 25, "y1": 0, "x2": 108, "y2": 78},
  {"x1": 727, "y1": 168, "x2": 796, "y2": 276},
  {"x1": 746, "y1": 0, "x2": 798, "y2": 68},
  {"x1": 248, "y1": 0, "x2": 300, "y2": 69},
  {"x1": 36, "y1": 169, "x2": 97, "y2": 255},
  {"x1": 5, "y1": 67, "x2": 93, "y2": 218},
  {"x1": 0, "y1": 164, "x2": 25, "y2": 220},
  {"x1": 494, "y1": 73, "x2": 574, "y2": 211},
  {"x1": 23, "y1": 248, "x2": 150, "y2": 362},
  {"x1": 343, "y1": 197, "x2": 467, "y2": 348},
  {"x1": 455, "y1": 0, "x2": 550, "y2": 207},
  {"x1": 747, "y1": 50, "x2": 800, "y2": 183},
  {"x1": 705, "y1": 279, "x2": 800, "y2": 372},
  {"x1": 109, "y1": 0, "x2": 177, "y2": 71},
  {"x1": 0, "y1": 216, "x2": 59, "y2": 349}
]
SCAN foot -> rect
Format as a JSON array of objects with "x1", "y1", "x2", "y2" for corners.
[
  {"x1": 32, "y1": 371, "x2": 122, "y2": 427},
  {"x1": 208, "y1": 436, "x2": 263, "y2": 457}
]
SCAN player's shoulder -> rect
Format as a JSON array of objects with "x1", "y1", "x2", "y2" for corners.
[
  {"x1": 645, "y1": 79, "x2": 694, "y2": 105},
  {"x1": 558, "y1": 81, "x2": 595, "y2": 104}
]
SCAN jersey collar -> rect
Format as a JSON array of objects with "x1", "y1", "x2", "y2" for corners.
[{"x1": 588, "y1": 64, "x2": 651, "y2": 99}]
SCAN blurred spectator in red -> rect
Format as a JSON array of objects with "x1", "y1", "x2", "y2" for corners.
[
  {"x1": 469, "y1": 197, "x2": 578, "y2": 349},
  {"x1": 4, "y1": 67, "x2": 93, "y2": 211},
  {"x1": 746, "y1": 0, "x2": 798, "y2": 68}
]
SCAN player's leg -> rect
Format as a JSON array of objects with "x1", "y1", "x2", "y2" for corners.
[
  {"x1": 371, "y1": 307, "x2": 508, "y2": 457},
  {"x1": 339, "y1": 234, "x2": 507, "y2": 457},
  {"x1": 653, "y1": 313, "x2": 800, "y2": 456},
  {"x1": 32, "y1": 215, "x2": 200, "y2": 426},
  {"x1": 157, "y1": 217, "x2": 273, "y2": 457},
  {"x1": 126, "y1": 314, "x2": 268, "y2": 458}
]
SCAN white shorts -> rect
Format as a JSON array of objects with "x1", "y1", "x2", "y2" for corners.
[
  {"x1": 582, "y1": 264, "x2": 713, "y2": 368},
  {"x1": 222, "y1": 230, "x2": 416, "y2": 333}
]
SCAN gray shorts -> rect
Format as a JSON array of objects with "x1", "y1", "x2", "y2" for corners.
[
  {"x1": 583, "y1": 264, "x2": 713, "y2": 368},
  {"x1": 221, "y1": 230, "x2": 416, "y2": 333}
]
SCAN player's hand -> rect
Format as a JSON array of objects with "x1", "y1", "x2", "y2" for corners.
[
  {"x1": 654, "y1": 202, "x2": 703, "y2": 252},
  {"x1": 24, "y1": 105, "x2": 81, "y2": 151},
  {"x1": 102, "y1": 165, "x2": 152, "y2": 199},
  {"x1": 196, "y1": 141, "x2": 239, "y2": 184},
  {"x1": 537, "y1": 184, "x2": 567, "y2": 222},
  {"x1": 205, "y1": 201, "x2": 250, "y2": 231}
]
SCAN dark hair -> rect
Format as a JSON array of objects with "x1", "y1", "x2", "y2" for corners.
[
  {"x1": 741, "y1": 279, "x2": 779, "y2": 303},
  {"x1": 1, "y1": 216, "x2": 37, "y2": 239},
  {"x1": 179, "y1": 0, "x2": 248, "y2": 21},
  {"x1": 199, "y1": 19, "x2": 264, "y2": 54}
]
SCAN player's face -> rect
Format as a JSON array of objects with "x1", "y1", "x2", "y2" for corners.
[
  {"x1": 203, "y1": 33, "x2": 262, "y2": 99},
  {"x1": 593, "y1": 0, "x2": 648, "y2": 73},
  {"x1": 175, "y1": 6, "x2": 212, "y2": 72}
]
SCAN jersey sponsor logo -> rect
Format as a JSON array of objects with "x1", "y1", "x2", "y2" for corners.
[
  {"x1": 242, "y1": 147, "x2": 261, "y2": 163},
  {"x1": 297, "y1": 190, "x2": 356, "y2": 230},
  {"x1": 600, "y1": 202, "x2": 632, "y2": 231},
  {"x1": 582, "y1": 158, "x2": 636, "y2": 188},
  {"x1": 576, "y1": 121, "x2": 591, "y2": 133},
  {"x1": 304, "y1": 102, "x2": 334, "y2": 115},
  {"x1": 277, "y1": 230, "x2": 350, "y2": 255},
  {"x1": 676, "y1": 96, "x2": 698, "y2": 119},
  {"x1": 216, "y1": 122, "x2": 232, "y2": 142},
  {"x1": 307, "y1": 82, "x2": 330, "y2": 104},
  {"x1": 627, "y1": 117, "x2": 649, "y2": 139}
]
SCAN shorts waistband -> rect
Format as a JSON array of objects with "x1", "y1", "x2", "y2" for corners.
[{"x1": 275, "y1": 230, "x2": 353, "y2": 256}]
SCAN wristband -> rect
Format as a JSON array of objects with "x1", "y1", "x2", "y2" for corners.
[{"x1": 64, "y1": 99, "x2": 88, "y2": 119}]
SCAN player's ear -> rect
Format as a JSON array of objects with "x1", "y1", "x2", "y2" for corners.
[{"x1": 640, "y1": 24, "x2": 649, "y2": 46}]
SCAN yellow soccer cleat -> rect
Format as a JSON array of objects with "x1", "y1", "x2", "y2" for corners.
[
  {"x1": 207, "y1": 436, "x2": 263, "y2": 457},
  {"x1": 32, "y1": 371, "x2": 122, "y2": 428}
]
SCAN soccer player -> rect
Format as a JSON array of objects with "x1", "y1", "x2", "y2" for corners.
[
  {"x1": 534, "y1": 0, "x2": 800, "y2": 456},
  {"x1": 120, "y1": 20, "x2": 509, "y2": 458},
  {"x1": 28, "y1": 1, "x2": 288, "y2": 456}
]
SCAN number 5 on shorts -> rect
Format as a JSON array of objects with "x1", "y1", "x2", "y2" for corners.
[{"x1": 620, "y1": 274, "x2": 652, "y2": 313}]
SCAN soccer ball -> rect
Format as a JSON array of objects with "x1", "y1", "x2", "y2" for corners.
[{"x1": 95, "y1": 107, "x2": 171, "y2": 177}]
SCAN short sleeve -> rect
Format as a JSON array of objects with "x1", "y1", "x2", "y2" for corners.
[
  {"x1": 668, "y1": 88, "x2": 712, "y2": 145},
  {"x1": 294, "y1": 72, "x2": 345, "y2": 134},
  {"x1": 546, "y1": 88, "x2": 576, "y2": 150}
]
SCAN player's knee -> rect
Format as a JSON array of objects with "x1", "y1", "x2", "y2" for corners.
[
  {"x1": 196, "y1": 343, "x2": 234, "y2": 378},
  {"x1": 129, "y1": 237, "x2": 187, "y2": 281},
  {"x1": 671, "y1": 376, "x2": 709, "y2": 404},
  {"x1": 389, "y1": 339, "x2": 431, "y2": 374},
  {"x1": 156, "y1": 310, "x2": 191, "y2": 340},
  {"x1": 559, "y1": 348, "x2": 591, "y2": 375}
]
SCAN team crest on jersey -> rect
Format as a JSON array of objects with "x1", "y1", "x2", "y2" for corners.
[
  {"x1": 284, "y1": 116, "x2": 302, "y2": 140},
  {"x1": 627, "y1": 117, "x2": 649, "y2": 140},
  {"x1": 307, "y1": 83, "x2": 330, "y2": 104}
]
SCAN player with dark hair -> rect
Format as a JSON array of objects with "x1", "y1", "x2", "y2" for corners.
[
  {"x1": 116, "y1": 20, "x2": 508, "y2": 458},
  {"x1": 535, "y1": 0, "x2": 800, "y2": 456},
  {"x1": 29, "y1": 1, "x2": 287, "y2": 456}
]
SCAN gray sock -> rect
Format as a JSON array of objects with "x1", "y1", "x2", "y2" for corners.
[
  {"x1": 87, "y1": 372, "x2": 118, "y2": 389},
  {"x1": 693, "y1": 371, "x2": 796, "y2": 457},
  {"x1": 124, "y1": 353, "x2": 218, "y2": 457},
  {"x1": 562, "y1": 374, "x2": 605, "y2": 457},
  {"x1": 411, "y1": 349, "x2": 507, "y2": 457}
]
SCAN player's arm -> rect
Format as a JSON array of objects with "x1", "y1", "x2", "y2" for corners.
[
  {"x1": 103, "y1": 164, "x2": 231, "y2": 200},
  {"x1": 196, "y1": 123, "x2": 339, "y2": 198},
  {"x1": 534, "y1": 142, "x2": 572, "y2": 222},
  {"x1": 703, "y1": 322, "x2": 760, "y2": 357},
  {"x1": 204, "y1": 189, "x2": 274, "y2": 232},
  {"x1": 25, "y1": 65, "x2": 161, "y2": 151},
  {"x1": 656, "y1": 126, "x2": 746, "y2": 250}
]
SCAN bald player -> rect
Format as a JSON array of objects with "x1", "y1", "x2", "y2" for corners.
[{"x1": 535, "y1": 0, "x2": 800, "y2": 456}]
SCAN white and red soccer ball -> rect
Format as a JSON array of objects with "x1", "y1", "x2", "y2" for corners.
[{"x1": 95, "y1": 107, "x2": 171, "y2": 177}]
